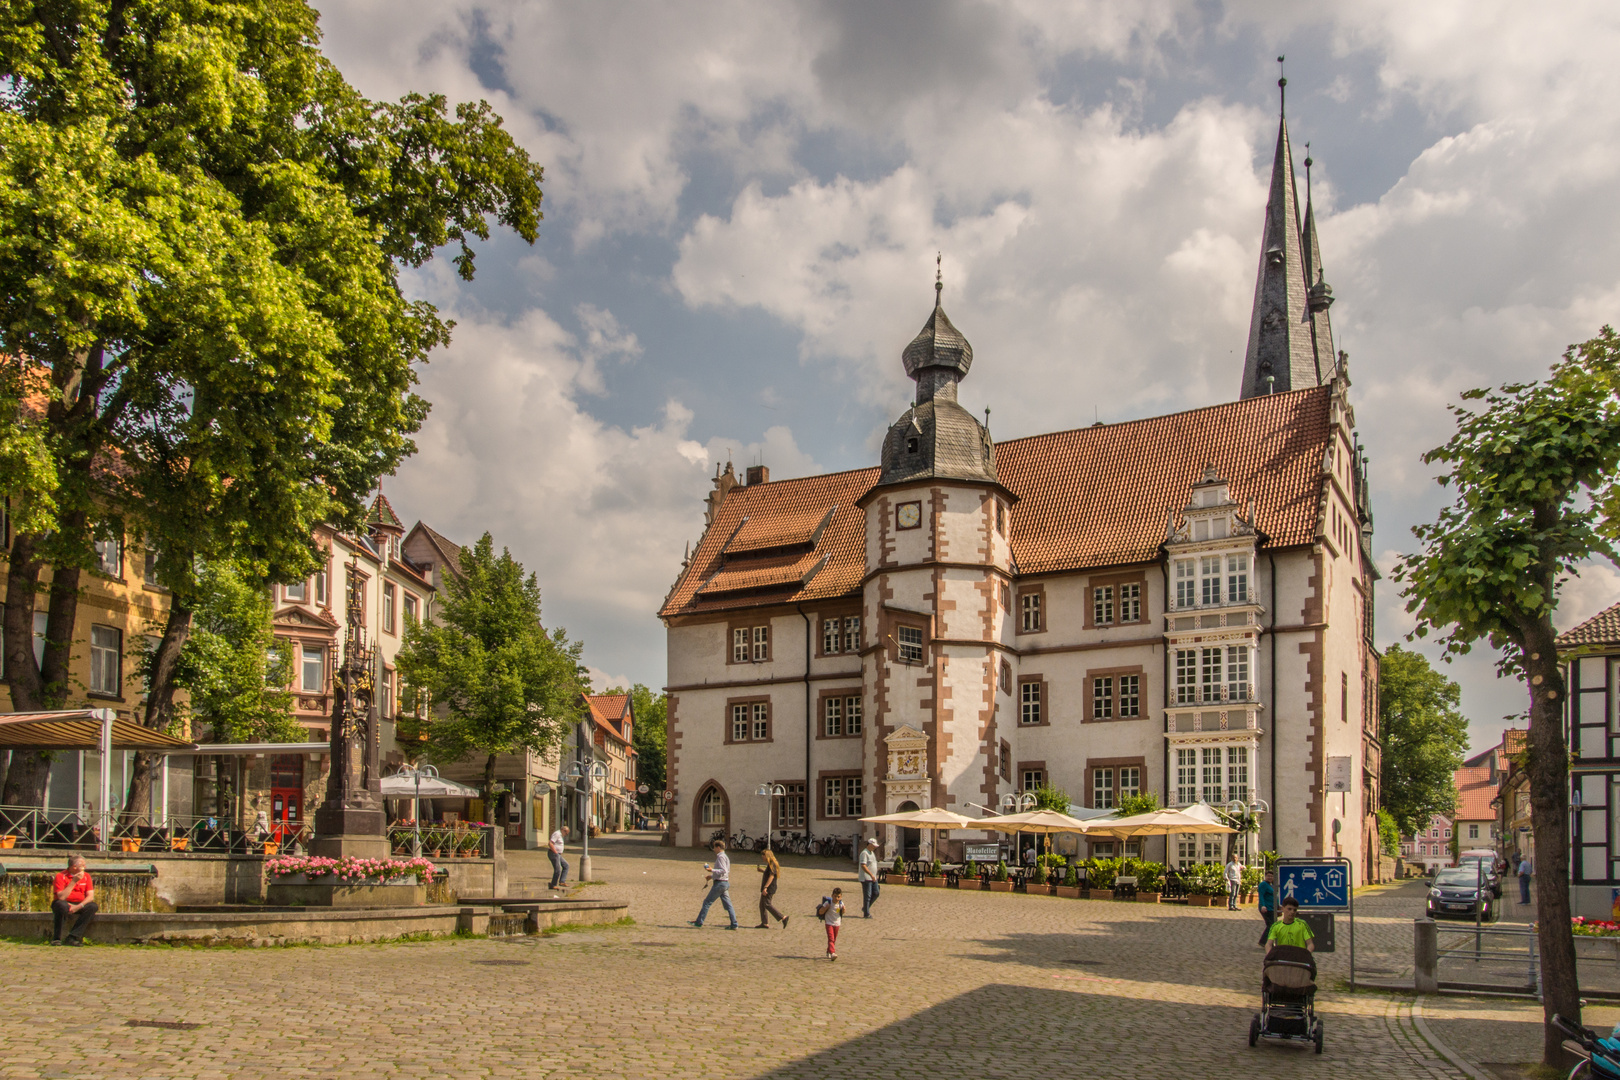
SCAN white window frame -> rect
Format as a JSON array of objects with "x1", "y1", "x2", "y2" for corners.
[
  {"x1": 382, "y1": 583, "x2": 396, "y2": 632},
  {"x1": 1226, "y1": 554, "x2": 1250, "y2": 603},
  {"x1": 701, "y1": 788, "x2": 725, "y2": 826},
  {"x1": 1093, "y1": 768, "x2": 1114, "y2": 809},
  {"x1": 823, "y1": 617, "x2": 840, "y2": 654},
  {"x1": 301, "y1": 644, "x2": 324, "y2": 693},
  {"x1": 843, "y1": 616, "x2": 860, "y2": 653},
  {"x1": 1020, "y1": 679, "x2": 1042, "y2": 725},
  {"x1": 89, "y1": 625, "x2": 121, "y2": 696},
  {"x1": 824, "y1": 696, "x2": 843, "y2": 737},
  {"x1": 284, "y1": 580, "x2": 308, "y2": 603},
  {"x1": 1093, "y1": 584, "x2": 1114, "y2": 626},
  {"x1": 1020, "y1": 591, "x2": 1042, "y2": 632},
  {"x1": 898, "y1": 626, "x2": 923, "y2": 664},
  {"x1": 93, "y1": 534, "x2": 122, "y2": 577},
  {"x1": 1175, "y1": 649, "x2": 1197, "y2": 704},
  {"x1": 1119, "y1": 766, "x2": 1140, "y2": 799},
  {"x1": 845, "y1": 695, "x2": 862, "y2": 736},
  {"x1": 1092, "y1": 676, "x2": 1112, "y2": 720},
  {"x1": 752, "y1": 626, "x2": 769, "y2": 662},
  {"x1": 1119, "y1": 581, "x2": 1141, "y2": 623},
  {"x1": 1174, "y1": 560, "x2": 1195, "y2": 609},
  {"x1": 1119, "y1": 674, "x2": 1140, "y2": 717},
  {"x1": 1199, "y1": 555, "x2": 1221, "y2": 606}
]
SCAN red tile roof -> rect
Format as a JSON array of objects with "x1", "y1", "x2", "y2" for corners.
[
  {"x1": 584, "y1": 693, "x2": 632, "y2": 742},
  {"x1": 1559, "y1": 601, "x2": 1620, "y2": 650},
  {"x1": 1454, "y1": 766, "x2": 1497, "y2": 822},
  {"x1": 661, "y1": 387, "x2": 1334, "y2": 617},
  {"x1": 724, "y1": 506, "x2": 834, "y2": 556}
]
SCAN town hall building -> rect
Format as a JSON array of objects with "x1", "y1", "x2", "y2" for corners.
[{"x1": 659, "y1": 102, "x2": 1382, "y2": 879}]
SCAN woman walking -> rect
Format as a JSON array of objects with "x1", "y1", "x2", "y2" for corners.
[{"x1": 756, "y1": 849, "x2": 790, "y2": 928}]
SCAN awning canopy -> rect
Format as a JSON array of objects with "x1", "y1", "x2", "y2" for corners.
[
  {"x1": 380, "y1": 774, "x2": 481, "y2": 798},
  {"x1": 180, "y1": 742, "x2": 329, "y2": 757},
  {"x1": 859, "y1": 807, "x2": 980, "y2": 830},
  {"x1": 0, "y1": 710, "x2": 195, "y2": 751}
]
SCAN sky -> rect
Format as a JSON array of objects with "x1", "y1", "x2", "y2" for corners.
[{"x1": 315, "y1": 0, "x2": 1620, "y2": 754}]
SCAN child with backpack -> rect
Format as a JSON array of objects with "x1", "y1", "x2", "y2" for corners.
[{"x1": 817, "y1": 887, "x2": 845, "y2": 960}]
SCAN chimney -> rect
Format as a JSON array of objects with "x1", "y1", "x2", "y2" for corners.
[{"x1": 745, "y1": 465, "x2": 769, "y2": 486}]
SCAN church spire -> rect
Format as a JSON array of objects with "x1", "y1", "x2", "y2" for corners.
[
  {"x1": 1301, "y1": 149, "x2": 1336, "y2": 373},
  {"x1": 1239, "y1": 59, "x2": 1329, "y2": 399}
]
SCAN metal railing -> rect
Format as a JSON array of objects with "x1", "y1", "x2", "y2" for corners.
[
  {"x1": 387, "y1": 823, "x2": 492, "y2": 858},
  {"x1": 1174, "y1": 683, "x2": 1257, "y2": 705},
  {"x1": 0, "y1": 804, "x2": 312, "y2": 855}
]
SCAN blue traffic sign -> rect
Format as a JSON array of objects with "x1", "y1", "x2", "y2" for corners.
[{"x1": 1278, "y1": 861, "x2": 1350, "y2": 910}]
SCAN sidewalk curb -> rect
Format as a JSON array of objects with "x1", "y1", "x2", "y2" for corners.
[{"x1": 1412, "y1": 997, "x2": 1493, "y2": 1080}]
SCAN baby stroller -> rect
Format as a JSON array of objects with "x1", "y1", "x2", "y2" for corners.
[
  {"x1": 1250, "y1": 945, "x2": 1323, "y2": 1054},
  {"x1": 1554, "y1": 1014, "x2": 1620, "y2": 1079}
]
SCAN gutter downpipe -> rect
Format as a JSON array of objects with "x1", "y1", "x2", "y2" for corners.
[
  {"x1": 1160, "y1": 559, "x2": 1171, "y2": 867},
  {"x1": 798, "y1": 603, "x2": 812, "y2": 845},
  {"x1": 1269, "y1": 551, "x2": 1278, "y2": 854}
]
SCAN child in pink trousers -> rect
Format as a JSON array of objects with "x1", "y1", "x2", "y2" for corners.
[{"x1": 818, "y1": 887, "x2": 845, "y2": 960}]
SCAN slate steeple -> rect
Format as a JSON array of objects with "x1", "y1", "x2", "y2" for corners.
[{"x1": 1239, "y1": 64, "x2": 1332, "y2": 399}]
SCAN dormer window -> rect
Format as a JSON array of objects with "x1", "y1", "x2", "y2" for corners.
[{"x1": 906, "y1": 436, "x2": 919, "y2": 455}]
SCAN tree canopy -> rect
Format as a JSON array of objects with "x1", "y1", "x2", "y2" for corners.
[
  {"x1": 1396, "y1": 326, "x2": 1620, "y2": 1064},
  {"x1": 0, "y1": 0, "x2": 543, "y2": 808},
  {"x1": 394, "y1": 534, "x2": 587, "y2": 798},
  {"x1": 145, "y1": 560, "x2": 300, "y2": 745},
  {"x1": 1377, "y1": 644, "x2": 1469, "y2": 837}
]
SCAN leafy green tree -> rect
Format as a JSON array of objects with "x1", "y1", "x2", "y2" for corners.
[
  {"x1": 395, "y1": 535, "x2": 587, "y2": 800},
  {"x1": 1113, "y1": 792, "x2": 1161, "y2": 817},
  {"x1": 1396, "y1": 326, "x2": 1620, "y2": 1065},
  {"x1": 605, "y1": 683, "x2": 666, "y2": 806},
  {"x1": 143, "y1": 562, "x2": 300, "y2": 746},
  {"x1": 1377, "y1": 809, "x2": 1401, "y2": 858},
  {"x1": 0, "y1": 0, "x2": 543, "y2": 808},
  {"x1": 1378, "y1": 644, "x2": 1469, "y2": 837},
  {"x1": 1031, "y1": 783, "x2": 1071, "y2": 813}
]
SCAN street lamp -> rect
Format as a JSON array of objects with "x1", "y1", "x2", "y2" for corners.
[
  {"x1": 756, "y1": 783, "x2": 786, "y2": 851},
  {"x1": 394, "y1": 763, "x2": 441, "y2": 857},
  {"x1": 562, "y1": 760, "x2": 608, "y2": 882},
  {"x1": 1225, "y1": 798, "x2": 1269, "y2": 864},
  {"x1": 1000, "y1": 791, "x2": 1036, "y2": 863}
]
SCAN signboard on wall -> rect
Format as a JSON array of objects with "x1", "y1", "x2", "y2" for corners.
[
  {"x1": 963, "y1": 842, "x2": 1002, "y2": 863},
  {"x1": 1327, "y1": 756, "x2": 1352, "y2": 792}
]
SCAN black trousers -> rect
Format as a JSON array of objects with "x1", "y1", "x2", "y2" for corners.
[
  {"x1": 1258, "y1": 906, "x2": 1275, "y2": 946},
  {"x1": 52, "y1": 900, "x2": 98, "y2": 942}
]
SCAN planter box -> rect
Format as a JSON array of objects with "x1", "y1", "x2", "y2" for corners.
[
  {"x1": 1186, "y1": 894, "x2": 1217, "y2": 906},
  {"x1": 1054, "y1": 885, "x2": 1080, "y2": 899},
  {"x1": 955, "y1": 877, "x2": 982, "y2": 890},
  {"x1": 1081, "y1": 888, "x2": 1110, "y2": 900},
  {"x1": 924, "y1": 876, "x2": 947, "y2": 888},
  {"x1": 168, "y1": 838, "x2": 190, "y2": 852},
  {"x1": 987, "y1": 880, "x2": 1013, "y2": 892},
  {"x1": 1136, "y1": 892, "x2": 1161, "y2": 904},
  {"x1": 0, "y1": 836, "x2": 16, "y2": 849},
  {"x1": 265, "y1": 881, "x2": 426, "y2": 908},
  {"x1": 120, "y1": 838, "x2": 142, "y2": 852}
]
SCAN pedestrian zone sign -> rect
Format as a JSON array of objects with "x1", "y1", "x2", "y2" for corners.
[{"x1": 1278, "y1": 861, "x2": 1349, "y2": 911}]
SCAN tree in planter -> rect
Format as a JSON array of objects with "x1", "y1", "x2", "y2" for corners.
[
  {"x1": 394, "y1": 535, "x2": 588, "y2": 802},
  {"x1": 1378, "y1": 645, "x2": 1469, "y2": 837},
  {"x1": 0, "y1": 0, "x2": 543, "y2": 808},
  {"x1": 1397, "y1": 326, "x2": 1620, "y2": 1065}
]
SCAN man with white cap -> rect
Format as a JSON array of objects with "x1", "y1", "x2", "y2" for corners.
[{"x1": 858, "y1": 836, "x2": 881, "y2": 918}]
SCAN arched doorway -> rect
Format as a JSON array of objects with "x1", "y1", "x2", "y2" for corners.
[
  {"x1": 897, "y1": 801, "x2": 921, "y2": 862},
  {"x1": 692, "y1": 781, "x2": 729, "y2": 848}
]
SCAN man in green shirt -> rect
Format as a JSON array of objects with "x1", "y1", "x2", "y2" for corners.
[{"x1": 1265, "y1": 897, "x2": 1315, "y2": 953}]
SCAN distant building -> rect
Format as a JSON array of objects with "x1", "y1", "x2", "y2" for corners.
[
  {"x1": 579, "y1": 693, "x2": 637, "y2": 832},
  {"x1": 1400, "y1": 813, "x2": 1455, "y2": 871},
  {"x1": 1453, "y1": 764, "x2": 1499, "y2": 852},
  {"x1": 659, "y1": 97, "x2": 1383, "y2": 878},
  {"x1": 1561, "y1": 600, "x2": 1620, "y2": 919}
]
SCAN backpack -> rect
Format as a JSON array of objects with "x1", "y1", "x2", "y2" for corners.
[{"x1": 816, "y1": 897, "x2": 832, "y2": 918}]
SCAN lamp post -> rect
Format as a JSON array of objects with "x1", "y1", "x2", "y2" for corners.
[
  {"x1": 562, "y1": 760, "x2": 608, "y2": 882},
  {"x1": 1225, "y1": 797, "x2": 1269, "y2": 864},
  {"x1": 756, "y1": 783, "x2": 786, "y2": 851},
  {"x1": 395, "y1": 763, "x2": 440, "y2": 857},
  {"x1": 1000, "y1": 791, "x2": 1036, "y2": 863}
]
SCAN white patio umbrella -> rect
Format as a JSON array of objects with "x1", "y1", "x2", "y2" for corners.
[
  {"x1": 1079, "y1": 806, "x2": 1237, "y2": 839},
  {"x1": 381, "y1": 769, "x2": 482, "y2": 857},
  {"x1": 976, "y1": 808, "x2": 1099, "y2": 866},
  {"x1": 859, "y1": 807, "x2": 980, "y2": 862}
]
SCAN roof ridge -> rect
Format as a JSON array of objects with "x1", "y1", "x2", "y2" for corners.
[{"x1": 992, "y1": 385, "x2": 1329, "y2": 450}]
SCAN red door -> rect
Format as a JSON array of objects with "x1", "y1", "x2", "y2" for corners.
[{"x1": 270, "y1": 789, "x2": 302, "y2": 841}]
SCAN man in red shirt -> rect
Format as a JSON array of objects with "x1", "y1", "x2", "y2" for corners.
[{"x1": 51, "y1": 854, "x2": 97, "y2": 945}]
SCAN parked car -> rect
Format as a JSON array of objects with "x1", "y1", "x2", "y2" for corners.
[
  {"x1": 1427, "y1": 866, "x2": 1499, "y2": 920},
  {"x1": 1457, "y1": 850, "x2": 1503, "y2": 898}
]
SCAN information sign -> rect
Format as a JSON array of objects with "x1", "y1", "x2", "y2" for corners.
[
  {"x1": 1277, "y1": 861, "x2": 1350, "y2": 911},
  {"x1": 963, "y1": 842, "x2": 1002, "y2": 863}
]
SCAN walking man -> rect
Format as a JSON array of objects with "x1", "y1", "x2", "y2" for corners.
[
  {"x1": 51, "y1": 854, "x2": 97, "y2": 946},
  {"x1": 1256, "y1": 870, "x2": 1277, "y2": 946},
  {"x1": 548, "y1": 825, "x2": 570, "y2": 892},
  {"x1": 691, "y1": 838, "x2": 739, "y2": 930},
  {"x1": 858, "y1": 837, "x2": 881, "y2": 918},
  {"x1": 1518, "y1": 854, "x2": 1533, "y2": 905},
  {"x1": 1225, "y1": 853, "x2": 1243, "y2": 911}
]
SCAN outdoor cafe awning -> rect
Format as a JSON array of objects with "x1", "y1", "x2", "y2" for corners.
[{"x1": 0, "y1": 710, "x2": 195, "y2": 752}]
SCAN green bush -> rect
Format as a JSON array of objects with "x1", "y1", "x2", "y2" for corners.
[
  {"x1": 1038, "y1": 853, "x2": 1066, "y2": 869},
  {"x1": 1259, "y1": 850, "x2": 1280, "y2": 873},
  {"x1": 1184, "y1": 862, "x2": 1228, "y2": 896},
  {"x1": 1032, "y1": 863, "x2": 1047, "y2": 885},
  {"x1": 892, "y1": 853, "x2": 905, "y2": 875},
  {"x1": 1064, "y1": 864, "x2": 1080, "y2": 887},
  {"x1": 1133, "y1": 861, "x2": 1166, "y2": 893},
  {"x1": 1113, "y1": 791, "x2": 1161, "y2": 817},
  {"x1": 929, "y1": 859, "x2": 943, "y2": 876},
  {"x1": 1240, "y1": 865, "x2": 1263, "y2": 893},
  {"x1": 994, "y1": 860, "x2": 1009, "y2": 882},
  {"x1": 1086, "y1": 857, "x2": 1121, "y2": 890}
]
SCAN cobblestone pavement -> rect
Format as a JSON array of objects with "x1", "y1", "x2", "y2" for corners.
[{"x1": 0, "y1": 834, "x2": 1528, "y2": 1080}]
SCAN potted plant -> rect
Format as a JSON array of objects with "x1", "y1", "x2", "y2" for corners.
[
  {"x1": 1240, "y1": 864, "x2": 1263, "y2": 903},
  {"x1": 988, "y1": 860, "x2": 1013, "y2": 892},
  {"x1": 1184, "y1": 862, "x2": 1225, "y2": 905},
  {"x1": 925, "y1": 859, "x2": 946, "y2": 888},
  {"x1": 1056, "y1": 862, "x2": 1081, "y2": 899},
  {"x1": 1135, "y1": 861, "x2": 1165, "y2": 903},
  {"x1": 168, "y1": 836, "x2": 190, "y2": 852},
  {"x1": 1084, "y1": 858, "x2": 1118, "y2": 899},
  {"x1": 120, "y1": 837, "x2": 142, "y2": 852},
  {"x1": 0, "y1": 835, "x2": 15, "y2": 849},
  {"x1": 955, "y1": 861, "x2": 979, "y2": 889}
]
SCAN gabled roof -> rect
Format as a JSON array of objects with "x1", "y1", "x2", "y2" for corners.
[
  {"x1": 660, "y1": 386, "x2": 1334, "y2": 618},
  {"x1": 583, "y1": 693, "x2": 633, "y2": 742},
  {"x1": 404, "y1": 521, "x2": 466, "y2": 580},
  {"x1": 1454, "y1": 766, "x2": 1496, "y2": 822},
  {"x1": 1559, "y1": 601, "x2": 1620, "y2": 650}
]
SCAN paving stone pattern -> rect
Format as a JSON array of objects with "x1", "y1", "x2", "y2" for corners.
[{"x1": 0, "y1": 834, "x2": 1496, "y2": 1079}]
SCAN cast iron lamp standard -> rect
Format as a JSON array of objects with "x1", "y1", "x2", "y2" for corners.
[
  {"x1": 1000, "y1": 791, "x2": 1037, "y2": 865},
  {"x1": 562, "y1": 761, "x2": 608, "y2": 882},
  {"x1": 756, "y1": 783, "x2": 786, "y2": 852},
  {"x1": 1224, "y1": 798, "x2": 1270, "y2": 865}
]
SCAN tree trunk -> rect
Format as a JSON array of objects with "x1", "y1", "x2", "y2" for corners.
[
  {"x1": 123, "y1": 597, "x2": 194, "y2": 822},
  {"x1": 0, "y1": 521, "x2": 84, "y2": 808},
  {"x1": 483, "y1": 752, "x2": 497, "y2": 811},
  {"x1": 1523, "y1": 613, "x2": 1581, "y2": 1068}
]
